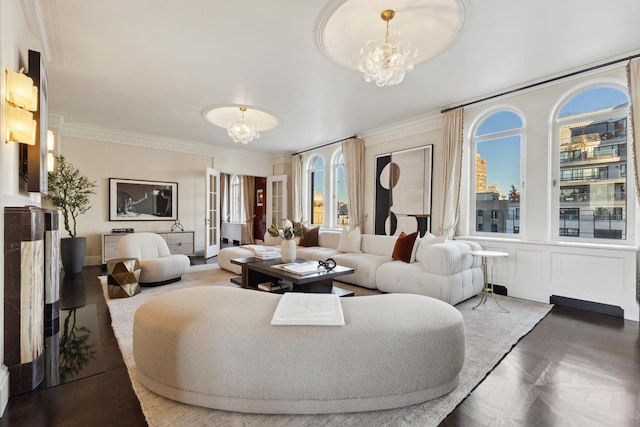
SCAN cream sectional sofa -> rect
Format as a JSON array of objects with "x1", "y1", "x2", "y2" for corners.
[{"x1": 217, "y1": 229, "x2": 483, "y2": 305}]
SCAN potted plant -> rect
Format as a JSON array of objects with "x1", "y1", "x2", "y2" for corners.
[{"x1": 46, "y1": 155, "x2": 97, "y2": 274}]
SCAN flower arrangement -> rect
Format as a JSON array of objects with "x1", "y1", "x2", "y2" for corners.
[{"x1": 267, "y1": 219, "x2": 303, "y2": 240}]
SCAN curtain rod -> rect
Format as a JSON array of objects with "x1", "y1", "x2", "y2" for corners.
[
  {"x1": 441, "y1": 53, "x2": 640, "y2": 114},
  {"x1": 291, "y1": 135, "x2": 357, "y2": 156}
]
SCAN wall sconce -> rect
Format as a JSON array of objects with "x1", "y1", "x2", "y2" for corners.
[
  {"x1": 5, "y1": 103, "x2": 36, "y2": 145},
  {"x1": 5, "y1": 68, "x2": 38, "y2": 145}
]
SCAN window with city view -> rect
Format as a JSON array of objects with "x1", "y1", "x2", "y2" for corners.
[
  {"x1": 230, "y1": 174, "x2": 242, "y2": 223},
  {"x1": 309, "y1": 155, "x2": 325, "y2": 225},
  {"x1": 472, "y1": 110, "x2": 523, "y2": 235},
  {"x1": 556, "y1": 86, "x2": 629, "y2": 241}
]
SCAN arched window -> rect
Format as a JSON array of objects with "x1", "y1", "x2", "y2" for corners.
[
  {"x1": 333, "y1": 150, "x2": 349, "y2": 227},
  {"x1": 308, "y1": 155, "x2": 325, "y2": 225},
  {"x1": 472, "y1": 110, "x2": 524, "y2": 235},
  {"x1": 555, "y1": 86, "x2": 629, "y2": 241},
  {"x1": 230, "y1": 174, "x2": 242, "y2": 223}
]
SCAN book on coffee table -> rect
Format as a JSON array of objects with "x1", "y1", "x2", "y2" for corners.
[
  {"x1": 254, "y1": 251, "x2": 280, "y2": 260},
  {"x1": 271, "y1": 262, "x2": 319, "y2": 275}
]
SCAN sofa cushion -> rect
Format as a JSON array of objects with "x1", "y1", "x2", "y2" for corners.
[
  {"x1": 337, "y1": 226, "x2": 362, "y2": 253},
  {"x1": 415, "y1": 234, "x2": 447, "y2": 263},
  {"x1": 332, "y1": 253, "x2": 392, "y2": 289},
  {"x1": 299, "y1": 225, "x2": 319, "y2": 247},
  {"x1": 360, "y1": 234, "x2": 397, "y2": 256},
  {"x1": 318, "y1": 229, "x2": 341, "y2": 249},
  {"x1": 392, "y1": 231, "x2": 419, "y2": 263},
  {"x1": 295, "y1": 246, "x2": 341, "y2": 261}
]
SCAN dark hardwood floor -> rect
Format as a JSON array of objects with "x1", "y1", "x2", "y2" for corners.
[
  {"x1": 0, "y1": 265, "x2": 147, "y2": 427},
  {"x1": 1, "y1": 261, "x2": 638, "y2": 426},
  {"x1": 441, "y1": 304, "x2": 640, "y2": 426}
]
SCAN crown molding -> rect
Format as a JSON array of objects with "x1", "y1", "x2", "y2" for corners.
[
  {"x1": 50, "y1": 113, "x2": 275, "y2": 160},
  {"x1": 48, "y1": 110, "x2": 443, "y2": 160},
  {"x1": 359, "y1": 111, "x2": 442, "y2": 146}
]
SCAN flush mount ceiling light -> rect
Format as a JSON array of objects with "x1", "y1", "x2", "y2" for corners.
[
  {"x1": 316, "y1": 0, "x2": 465, "y2": 86},
  {"x1": 357, "y1": 9, "x2": 417, "y2": 87},
  {"x1": 203, "y1": 105, "x2": 280, "y2": 145}
]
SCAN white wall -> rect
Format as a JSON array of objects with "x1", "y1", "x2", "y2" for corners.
[
  {"x1": 361, "y1": 114, "x2": 444, "y2": 235},
  {"x1": 0, "y1": 0, "x2": 47, "y2": 413},
  {"x1": 53, "y1": 127, "x2": 276, "y2": 264}
]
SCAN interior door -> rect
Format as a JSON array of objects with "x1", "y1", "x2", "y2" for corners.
[
  {"x1": 266, "y1": 175, "x2": 287, "y2": 227},
  {"x1": 205, "y1": 167, "x2": 220, "y2": 258}
]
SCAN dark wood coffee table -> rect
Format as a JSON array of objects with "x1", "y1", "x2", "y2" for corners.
[{"x1": 230, "y1": 257, "x2": 355, "y2": 297}]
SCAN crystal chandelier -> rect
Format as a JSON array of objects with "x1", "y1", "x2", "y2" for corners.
[
  {"x1": 357, "y1": 9, "x2": 418, "y2": 87},
  {"x1": 227, "y1": 107, "x2": 260, "y2": 144}
]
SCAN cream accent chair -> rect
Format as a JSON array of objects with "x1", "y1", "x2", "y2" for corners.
[{"x1": 116, "y1": 232, "x2": 190, "y2": 286}]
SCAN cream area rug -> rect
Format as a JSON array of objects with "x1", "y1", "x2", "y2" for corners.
[{"x1": 102, "y1": 263, "x2": 553, "y2": 427}]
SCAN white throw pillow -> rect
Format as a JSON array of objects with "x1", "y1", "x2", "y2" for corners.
[
  {"x1": 410, "y1": 236, "x2": 421, "y2": 263},
  {"x1": 415, "y1": 233, "x2": 447, "y2": 263},
  {"x1": 337, "y1": 226, "x2": 362, "y2": 253},
  {"x1": 263, "y1": 232, "x2": 282, "y2": 246}
]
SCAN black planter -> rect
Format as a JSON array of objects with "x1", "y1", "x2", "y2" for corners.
[{"x1": 60, "y1": 237, "x2": 87, "y2": 274}]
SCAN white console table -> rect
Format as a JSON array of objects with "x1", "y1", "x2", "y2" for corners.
[{"x1": 102, "y1": 231, "x2": 194, "y2": 263}]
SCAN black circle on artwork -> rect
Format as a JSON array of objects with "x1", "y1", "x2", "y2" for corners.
[{"x1": 387, "y1": 212, "x2": 397, "y2": 236}]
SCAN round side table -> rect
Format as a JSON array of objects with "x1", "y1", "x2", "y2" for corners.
[{"x1": 469, "y1": 250, "x2": 509, "y2": 313}]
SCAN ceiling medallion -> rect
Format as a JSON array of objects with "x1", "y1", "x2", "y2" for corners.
[
  {"x1": 357, "y1": 9, "x2": 417, "y2": 87},
  {"x1": 203, "y1": 105, "x2": 280, "y2": 144},
  {"x1": 316, "y1": 0, "x2": 465, "y2": 84}
]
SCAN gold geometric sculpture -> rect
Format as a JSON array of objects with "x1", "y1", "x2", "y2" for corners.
[{"x1": 107, "y1": 257, "x2": 141, "y2": 298}]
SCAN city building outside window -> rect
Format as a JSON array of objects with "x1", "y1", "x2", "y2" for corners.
[
  {"x1": 555, "y1": 86, "x2": 629, "y2": 241},
  {"x1": 472, "y1": 110, "x2": 523, "y2": 235}
]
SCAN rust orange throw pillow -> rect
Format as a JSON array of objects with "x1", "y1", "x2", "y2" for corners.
[{"x1": 392, "y1": 231, "x2": 419, "y2": 263}]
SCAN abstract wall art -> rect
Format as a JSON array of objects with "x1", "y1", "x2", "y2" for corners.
[{"x1": 374, "y1": 145, "x2": 433, "y2": 236}]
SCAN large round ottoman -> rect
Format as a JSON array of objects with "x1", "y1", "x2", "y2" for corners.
[{"x1": 133, "y1": 286, "x2": 465, "y2": 414}]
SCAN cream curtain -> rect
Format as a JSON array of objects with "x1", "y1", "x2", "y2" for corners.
[
  {"x1": 220, "y1": 173, "x2": 229, "y2": 223},
  {"x1": 241, "y1": 176, "x2": 255, "y2": 244},
  {"x1": 342, "y1": 137, "x2": 365, "y2": 230},
  {"x1": 291, "y1": 154, "x2": 303, "y2": 222},
  {"x1": 627, "y1": 59, "x2": 640, "y2": 203},
  {"x1": 440, "y1": 108, "x2": 464, "y2": 238}
]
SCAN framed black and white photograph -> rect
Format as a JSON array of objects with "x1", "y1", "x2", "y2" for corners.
[{"x1": 109, "y1": 178, "x2": 177, "y2": 221}]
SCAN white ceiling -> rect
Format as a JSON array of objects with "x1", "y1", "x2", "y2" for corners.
[{"x1": 33, "y1": 0, "x2": 640, "y2": 155}]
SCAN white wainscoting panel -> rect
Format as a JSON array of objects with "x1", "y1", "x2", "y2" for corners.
[
  {"x1": 551, "y1": 253, "x2": 625, "y2": 293},
  {"x1": 459, "y1": 238, "x2": 638, "y2": 321}
]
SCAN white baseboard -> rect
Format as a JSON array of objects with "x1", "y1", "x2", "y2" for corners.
[{"x1": 0, "y1": 364, "x2": 9, "y2": 417}]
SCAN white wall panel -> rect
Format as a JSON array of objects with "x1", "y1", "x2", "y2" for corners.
[
  {"x1": 514, "y1": 249, "x2": 544, "y2": 283},
  {"x1": 551, "y1": 253, "x2": 624, "y2": 293},
  {"x1": 462, "y1": 238, "x2": 638, "y2": 320}
]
